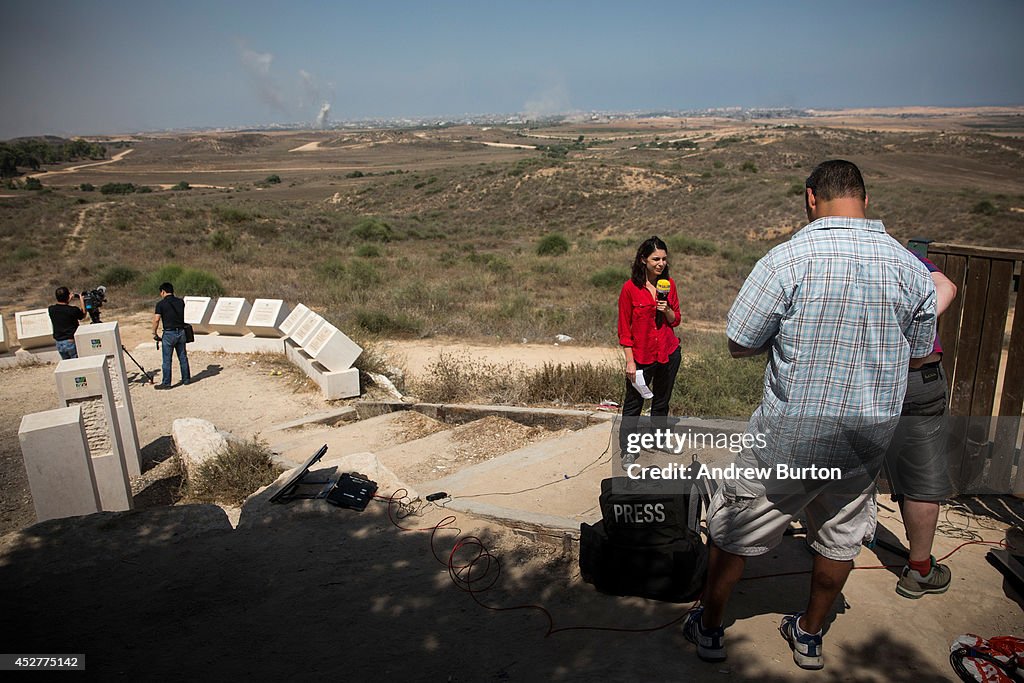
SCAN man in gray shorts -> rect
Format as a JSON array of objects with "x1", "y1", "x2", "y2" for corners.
[
  {"x1": 884, "y1": 254, "x2": 958, "y2": 598},
  {"x1": 683, "y1": 160, "x2": 937, "y2": 671}
]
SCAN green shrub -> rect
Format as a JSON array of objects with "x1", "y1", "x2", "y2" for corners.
[
  {"x1": 355, "y1": 244, "x2": 382, "y2": 258},
  {"x1": 351, "y1": 217, "x2": 393, "y2": 242},
  {"x1": 99, "y1": 265, "x2": 139, "y2": 286},
  {"x1": 100, "y1": 182, "x2": 136, "y2": 195},
  {"x1": 12, "y1": 245, "x2": 39, "y2": 261},
  {"x1": 138, "y1": 265, "x2": 224, "y2": 297},
  {"x1": 209, "y1": 230, "x2": 235, "y2": 252},
  {"x1": 789, "y1": 182, "x2": 805, "y2": 196},
  {"x1": 79, "y1": 183, "x2": 95, "y2": 192},
  {"x1": 590, "y1": 266, "x2": 628, "y2": 288},
  {"x1": 24, "y1": 177, "x2": 43, "y2": 190},
  {"x1": 668, "y1": 235, "x2": 717, "y2": 256},
  {"x1": 213, "y1": 206, "x2": 251, "y2": 223},
  {"x1": 740, "y1": 160, "x2": 758, "y2": 173},
  {"x1": 346, "y1": 259, "x2": 381, "y2": 287},
  {"x1": 355, "y1": 310, "x2": 422, "y2": 336},
  {"x1": 316, "y1": 257, "x2": 347, "y2": 280},
  {"x1": 345, "y1": 170, "x2": 364, "y2": 178},
  {"x1": 971, "y1": 200, "x2": 998, "y2": 215},
  {"x1": 136, "y1": 185, "x2": 153, "y2": 193},
  {"x1": 537, "y1": 233, "x2": 570, "y2": 256},
  {"x1": 264, "y1": 174, "x2": 281, "y2": 184},
  {"x1": 172, "y1": 181, "x2": 191, "y2": 191},
  {"x1": 523, "y1": 362, "x2": 621, "y2": 404}
]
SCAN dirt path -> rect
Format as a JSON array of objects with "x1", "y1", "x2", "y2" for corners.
[
  {"x1": 64, "y1": 201, "x2": 112, "y2": 253},
  {"x1": 29, "y1": 148, "x2": 134, "y2": 179}
]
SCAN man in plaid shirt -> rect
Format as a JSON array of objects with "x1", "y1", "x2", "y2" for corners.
[{"x1": 684, "y1": 160, "x2": 936, "y2": 670}]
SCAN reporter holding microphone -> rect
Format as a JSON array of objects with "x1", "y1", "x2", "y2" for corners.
[{"x1": 617, "y1": 236, "x2": 682, "y2": 467}]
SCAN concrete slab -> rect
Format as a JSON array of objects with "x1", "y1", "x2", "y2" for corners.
[
  {"x1": 416, "y1": 422, "x2": 738, "y2": 530},
  {"x1": 265, "y1": 411, "x2": 444, "y2": 466},
  {"x1": 265, "y1": 406, "x2": 357, "y2": 432},
  {"x1": 186, "y1": 334, "x2": 286, "y2": 354}
]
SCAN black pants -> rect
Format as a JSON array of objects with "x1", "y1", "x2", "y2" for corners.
[{"x1": 619, "y1": 347, "x2": 682, "y2": 454}]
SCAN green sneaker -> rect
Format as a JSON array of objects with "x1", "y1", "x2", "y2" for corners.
[{"x1": 896, "y1": 556, "x2": 951, "y2": 599}]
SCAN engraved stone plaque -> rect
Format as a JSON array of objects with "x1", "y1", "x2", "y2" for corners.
[
  {"x1": 246, "y1": 299, "x2": 290, "y2": 337},
  {"x1": 16, "y1": 309, "x2": 54, "y2": 349},
  {"x1": 280, "y1": 303, "x2": 311, "y2": 337},
  {"x1": 208, "y1": 297, "x2": 252, "y2": 336},
  {"x1": 184, "y1": 296, "x2": 214, "y2": 334}
]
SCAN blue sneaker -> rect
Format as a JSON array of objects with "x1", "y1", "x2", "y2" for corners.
[
  {"x1": 779, "y1": 613, "x2": 823, "y2": 670},
  {"x1": 683, "y1": 606, "x2": 726, "y2": 662}
]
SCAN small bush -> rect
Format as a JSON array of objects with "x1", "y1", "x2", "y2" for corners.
[
  {"x1": 668, "y1": 235, "x2": 717, "y2": 256},
  {"x1": 100, "y1": 265, "x2": 139, "y2": 286},
  {"x1": 213, "y1": 206, "x2": 251, "y2": 223},
  {"x1": 590, "y1": 266, "x2": 628, "y2": 288},
  {"x1": 100, "y1": 182, "x2": 136, "y2": 195},
  {"x1": 355, "y1": 244, "x2": 382, "y2": 258},
  {"x1": 971, "y1": 200, "x2": 998, "y2": 215},
  {"x1": 789, "y1": 182, "x2": 805, "y2": 196},
  {"x1": 172, "y1": 181, "x2": 191, "y2": 191},
  {"x1": 24, "y1": 177, "x2": 43, "y2": 190},
  {"x1": 316, "y1": 257, "x2": 347, "y2": 280},
  {"x1": 740, "y1": 160, "x2": 758, "y2": 173},
  {"x1": 136, "y1": 185, "x2": 153, "y2": 193},
  {"x1": 345, "y1": 171, "x2": 364, "y2": 178},
  {"x1": 138, "y1": 265, "x2": 224, "y2": 297},
  {"x1": 355, "y1": 310, "x2": 422, "y2": 336},
  {"x1": 346, "y1": 259, "x2": 381, "y2": 287},
  {"x1": 79, "y1": 183, "x2": 95, "y2": 192},
  {"x1": 181, "y1": 436, "x2": 283, "y2": 506},
  {"x1": 264, "y1": 174, "x2": 281, "y2": 184},
  {"x1": 537, "y1": 233, "x2": 570, "y2": 256},
  {"x1": 351, "y1": 217, "x2": 393, "y2": 242},
  {"x1": 209, "y1": 230, "x2": 235, "y2": 252},
  {"x1": 523, "y1": 362, "x2": 621, "y2": 404},
  {"x1": 12, "y1": 245, "x2": 39, "y2": 261}
]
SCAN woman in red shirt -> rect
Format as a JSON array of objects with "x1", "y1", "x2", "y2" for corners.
[{"x1": 617, "y1": 236, "x2": 682, "y2": 465}]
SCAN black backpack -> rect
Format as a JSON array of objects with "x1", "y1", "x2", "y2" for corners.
[{"x1": 579, "y1": 470, "x2": 708, "y2": 602}]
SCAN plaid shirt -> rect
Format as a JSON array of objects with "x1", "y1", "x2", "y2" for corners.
[{"x1": 727, "y1": 217, "x2": 936, "y2": 470}]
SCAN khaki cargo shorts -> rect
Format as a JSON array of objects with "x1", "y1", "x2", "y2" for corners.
[{"x1": 707, "y1": 449, "x2": 877, "y2": 562}]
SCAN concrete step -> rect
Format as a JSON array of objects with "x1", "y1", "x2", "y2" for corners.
[{"x1": 265, "y1": 410, "x2": 449, "y2": 466}]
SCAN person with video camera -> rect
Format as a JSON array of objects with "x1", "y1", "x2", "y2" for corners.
[
  {"x1": 48, "y1": 286, "x2": 86, "y2": 359},
  {"x1": 152, "y1": 281, "x2": 190, "y2": 389}
]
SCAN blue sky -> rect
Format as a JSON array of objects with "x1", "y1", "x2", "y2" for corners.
[{"x1": 1, "y1": 0, "x2": 1022, "y2": 138}]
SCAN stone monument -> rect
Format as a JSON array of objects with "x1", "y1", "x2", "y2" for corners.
[
  {"x1": 246, "y1": 299, "x2": 290, "y2": 338},
  {"x1": 208, "y1": 297, "x2": 253, "y2": 336},
  {"x1": 18, "y1": 406, "x2": 102, "y2": 522},
  {"x1": 54, "y1": 355, "x2": 133, "y2": 511},
  {"x1": 184, "y1": 296, "x2": 214, "y2": 334}
]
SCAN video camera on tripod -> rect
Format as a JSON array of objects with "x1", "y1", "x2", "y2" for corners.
[{"x1": 79, "y1": 285, "x2": 107, "y2": 324}]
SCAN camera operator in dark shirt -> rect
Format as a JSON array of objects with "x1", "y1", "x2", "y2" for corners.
[
  {"x1": 48, "y1": 286, "x2": 86, "y2": 359},
  {"x1": 151, "y1": 281, "x2": 191, "y2": 389}
]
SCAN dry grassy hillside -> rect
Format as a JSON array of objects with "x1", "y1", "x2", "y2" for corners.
[{"x1": 2, "y1": 120, "x2": 1022, "y2": 345}]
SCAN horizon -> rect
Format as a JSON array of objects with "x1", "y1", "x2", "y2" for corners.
[{"x1": 2, "y1": 0, "x2": 1023, "y2": 139}]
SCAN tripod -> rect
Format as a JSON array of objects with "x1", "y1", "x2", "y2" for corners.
[{"x1": 121, "y1": 344, "x2": 155, "y2": 384}]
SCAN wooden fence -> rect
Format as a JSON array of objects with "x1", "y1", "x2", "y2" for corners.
[{"x1": 916, "y1": 242, "x2": 1024, "y2": 495}]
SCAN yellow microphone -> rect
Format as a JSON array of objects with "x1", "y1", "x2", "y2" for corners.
[{"x1": 656, "y1": 279, "x2": 671, "y2": 301}]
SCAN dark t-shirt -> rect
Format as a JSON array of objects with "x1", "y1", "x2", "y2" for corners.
[
  {"x1": 48, "y1": 303, "x2": 85, "y2": 341},
  {"x1": 155, "y1": 295, "x2": 186, "y2": 330}
]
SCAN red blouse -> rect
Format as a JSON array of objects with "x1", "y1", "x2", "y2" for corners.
[{"x1": 617, "y1": 278, "x2": 681, "y2": 365}]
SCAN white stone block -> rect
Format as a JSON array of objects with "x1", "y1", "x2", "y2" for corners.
[
  {"x1": 54, "y1": 356, "x2": 133, "y2": 510},
  {"x1": 285, "y1": 339, "x2": 360, "y2": 399},
  {"x1": 246, "y1": 299, "x2": 290, "y2": 338},
  {"x1": 75, "y1": 321, "x2": 141, "y2": 475},
  {"x1": 184, "y1": 296, "x2": 214, "y2": 334},
  {"x1": 0, "y1": 313, "x2": 10, "y2": 354},
  {"x1": 19, "y1": 406, "x2": 102, "y2": 522},
  {"x1": 305, "y1": 322, "x2": 363, "y2": 372},
  {"x1": 188, "y1": 334, "x2": 286, "y2": 354},
  {"x1": 16, "y1": 308, "x2": 54, "y2": 350},
  {"x1": 172, "y1": 418, "x2": 239, "y2": 482},
  {"x1": 293, "y1": 313, "x2": 326, "y2": 348},
  {"x1": 279, "y1": 303, "x2": 311, "y2": 338},
  {"x1": 207, "y1": 297, "x2": 252, "y2": 336}
]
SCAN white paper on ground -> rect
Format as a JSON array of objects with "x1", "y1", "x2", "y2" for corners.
[{"x1": 631, "y1": 370, "x2": 654, "y2": 399}]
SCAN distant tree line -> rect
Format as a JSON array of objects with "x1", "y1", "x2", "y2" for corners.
[{"x1": 0, "y1": 138, "x2": 107, "y2": 178}]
